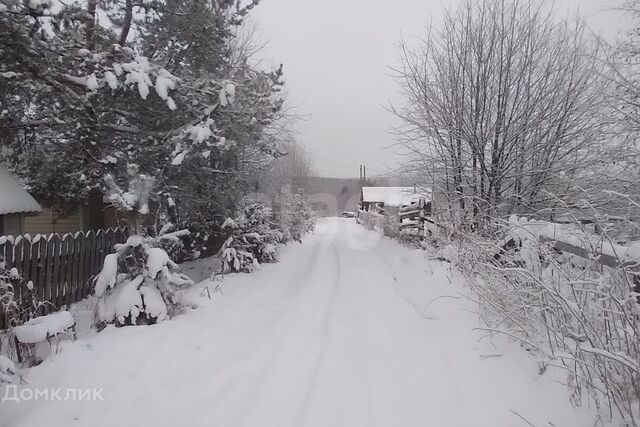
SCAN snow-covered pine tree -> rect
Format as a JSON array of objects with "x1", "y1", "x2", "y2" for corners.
[
  {"x1": 218, "y1": 197, "x2": 282, "y2": 273},
  {"x1": 94, "y1": 233, "x2": 193, "y2": 327},
  {"x1": 1, "y1": 0, "x2": 289, "y2": 259}
]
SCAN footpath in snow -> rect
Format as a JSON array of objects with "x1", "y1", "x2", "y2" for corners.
[{"x1": 2, "y1": 218, "x2": 599, "y2": 427}]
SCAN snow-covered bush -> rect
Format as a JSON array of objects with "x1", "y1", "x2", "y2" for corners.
[
  {"x1": 358, "y1": 209, "x2": 385, "y2": 232},
  {"x1": 0, "y1": 261, "x2": 50, "y2": 328},
  {"x1": 218, "y1": 234, "x2": 261, "y2": 274},
  {"x1": 94, "y1": 233, "x2": 194, "y2": 327},
  {"x1": 272, "y1": 188, "x2": 293, "y2": 242},
  {"x1": 152, "y1": 222, "x2": 191, "y2": 263},
  {"x1": 271, "y1": 187, "x2": 315, "y2": 243},
  {"x1": 446, "y1": 216, "x2": 640, "y2": 424},
  {"x1": 288, "y1": 191, "x2": 315, "y2": 242},
  {"x1": 218, "y1": 199, "x2": 282, "y2": 273}
]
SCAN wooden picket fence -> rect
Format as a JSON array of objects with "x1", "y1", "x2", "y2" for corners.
[{"x1": 0, "y1": 227, "x2": 129, "y2": 330}]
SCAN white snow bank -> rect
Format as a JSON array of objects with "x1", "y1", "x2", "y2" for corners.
[{"x1": 13, "y1": 312, "x2": 75, "y2": 344}]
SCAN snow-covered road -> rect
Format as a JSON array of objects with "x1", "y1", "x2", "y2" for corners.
[{"x1": 3, "y1": 218, "x2": 598, "y2": 426}]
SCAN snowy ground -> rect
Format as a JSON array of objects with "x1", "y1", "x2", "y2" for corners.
[{"x1": 2, "y1": 218, "x2": 603, "y2": 427}]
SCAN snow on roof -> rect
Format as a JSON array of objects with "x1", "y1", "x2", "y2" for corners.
[
  {"x1": 0, "y1": 165, "x2": 41, "y2": 215},
  {"x1": 362, "y1": 186, "x2": 431, "y2": 207}
]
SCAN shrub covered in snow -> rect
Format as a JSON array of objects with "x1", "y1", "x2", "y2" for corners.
[
  {"x1": 434, "y1": 215, "x2": 640, "y2": 424},
  {"x1": 218, "y1": 199, "x2": 282, "y2": 273},
  {"x1": 94, "y1": 234, "x2": 194, "y2": 327},
  {"x1": 271, "y1": 188, "x2": 315, "y2": 243},
  {"x1": 0, "y1": 261, "x2": 50, "y2": 328},
  {"x1": 217, "y1": 192, "x2": 316, "y2": 274},
  {"x1": 288, "y1": 191, "x2": 315, "y2": 242},
  {"x1": 357, "y1": 209, "x2": 385, "y2": 232}
]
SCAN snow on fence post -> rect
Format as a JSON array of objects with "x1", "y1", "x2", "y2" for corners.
[
  {"x1": 1, "y1": 238, "x2": 14, "y2": 270},
  {"x1": 48, "y1": 235, "x2": 61, "y2": 310},
  {"x1": 12, "y1": 238, "x2": 25, "y2": 305},
  {"x1": 74, "y1": 233, "x2": 85, "y2": 303},
  {"x1": 61, "y1": 233, "x2": 74, "y2": 308},
  {"x1": 0, "y1": 227, "x2": 130, "y2": 330},
  {"x1": 83, "y1": 230, "x2": 96, "y2": 300}
]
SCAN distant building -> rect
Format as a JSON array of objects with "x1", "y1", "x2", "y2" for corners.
[{"x1": 360, "y1": 186, "x2": 431, "y2": 215}]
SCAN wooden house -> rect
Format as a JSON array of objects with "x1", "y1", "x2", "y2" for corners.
[
  {"x1": 360, "y1": 186, "x2": 431, "y2": 215},
  {"x1": 0, "y1": 165, "x2": 42, "y2": 236}
]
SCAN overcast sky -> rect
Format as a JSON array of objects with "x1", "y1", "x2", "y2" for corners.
[{"x1": 252, "y1": 0, "x2": 632, "y2": 178}]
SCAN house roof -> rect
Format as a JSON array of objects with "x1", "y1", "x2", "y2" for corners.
[
  {"x1": 0, "y1": 165, "x2": 42, "y2": 215},
  {"x1": 362, "y1": 186, "x2": 431, "y2": 207}
]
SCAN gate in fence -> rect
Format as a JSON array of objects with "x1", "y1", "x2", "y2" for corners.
[{"x1": 0, "y1": 227, "x2": 129, "y2": 330}]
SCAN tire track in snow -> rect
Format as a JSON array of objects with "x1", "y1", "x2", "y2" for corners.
[
  {"x1": 227, "y1": 237, "x2": 340, "y2": 426},
  {"x1": 205, "y1": 238, "x2": 325, "y2": 415},
  {"x1": 293, "y1": 240, "x2": 343, "y2": 426}
]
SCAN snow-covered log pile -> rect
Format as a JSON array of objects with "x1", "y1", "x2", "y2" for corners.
[
  {"x1": 439, "y1": 215, "x2": 640, "y2": 423},
  {"x1": 94, "y1": 233, "x2": 194, "y2": 327}
]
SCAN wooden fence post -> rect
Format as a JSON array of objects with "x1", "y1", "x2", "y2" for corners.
[
  {"x1": 62, "y1": 234, "x2": 74, "y2": 307},
  {"x1": 48, "y1": 235, "x2": 62, "y2": 309},
  {"x1": 37, "y1": 236, "x2": 47, "y2": 314},
  {"x1": 74, "y1": 233, "x2": 85, "y2": 302},
  {"x1": 83, "y1": 231, "x2": 96, "y2": 299}
]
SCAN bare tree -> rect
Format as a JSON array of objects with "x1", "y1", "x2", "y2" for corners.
[{"x1": 391, "y1": 0, "x2": 607, "y2": 232}]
